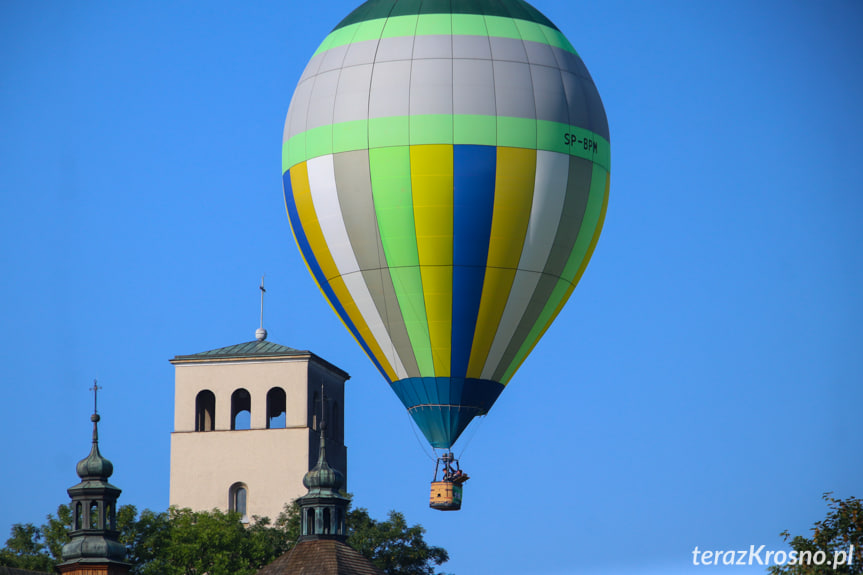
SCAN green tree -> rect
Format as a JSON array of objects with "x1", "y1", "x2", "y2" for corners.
[
  {"x1": 346, "y1": 508, "x2": 449, "y2": 575},
  {"x1": 0, "y1": 522, "x2": 55, "y2": 572},
  {"x1": 769, "y1": 493, "x2": 862, "y2": 575},
  {"x1": 118, "y1": 506, "x2": 290, "y2": 575},
  {"x1": 41, "y1": 504, "x2": 72, "y2": 561},
  {"x1": 1, "y1": 500, "x2": 450, "y2": 575}
]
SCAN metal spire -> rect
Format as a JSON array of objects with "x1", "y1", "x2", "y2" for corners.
[
  {"x1": 256, "y1": 275, "x2": 268, "y2": 341},
  {"x1": 89, "y1": 380, "x2": 102, "y2": 443}
]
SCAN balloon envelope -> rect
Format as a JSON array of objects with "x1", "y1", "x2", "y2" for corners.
[{"x1": 283, "y1": 0, "x2": 609, "y2": 449}]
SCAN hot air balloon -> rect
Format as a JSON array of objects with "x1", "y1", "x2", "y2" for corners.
[{"x1": 282, "y1": 0, "x2": 609, "y2": 509}]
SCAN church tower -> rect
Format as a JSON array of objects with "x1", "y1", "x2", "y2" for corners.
[
  {"x1": 57, "y1": 386, "x2": 130, "y2": 575},
  {"x1": 169, "y1": 325, "x2": 349, "y2": 522}
]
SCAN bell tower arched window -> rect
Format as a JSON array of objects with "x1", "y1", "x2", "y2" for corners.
[
  {"x1": 266, "y1": 387, "x2": 286, "y2": 429},
  {"x1": 231, "y1": 388, "x2": 251, "y2": 430},
  {"x1": 195, "y1": 390, "x2": 216, "y2": 431}
]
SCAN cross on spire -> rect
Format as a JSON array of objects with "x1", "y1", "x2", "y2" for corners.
[{"x1": 90, "y1": 380, "x2": 102, "y2": 415}]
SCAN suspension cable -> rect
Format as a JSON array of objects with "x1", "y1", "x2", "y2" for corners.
[{"x1": 404, "y1": 409, "x2": 438, "y2": 463}]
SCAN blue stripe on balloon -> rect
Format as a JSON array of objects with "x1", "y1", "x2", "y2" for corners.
[
  {"x1": 451, "y1": 145, "x2": 497, "y2": 377},
  {"x1": 283, "y1": 171, "x2": 389, "y2": 381},
  {"x1": 390, "y1": 376, "x2": 505, "y2": 448}
]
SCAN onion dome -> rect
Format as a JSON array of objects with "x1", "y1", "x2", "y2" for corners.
[
  {"x1": 297, "y1": 419, "x2": 350, "y2": 542},
  {"x1": 76, "y1": 413, "x2": 114, "y2": 480},
  {"x1": 303, "y1": 422, "x2": 345, "y2": 493}
]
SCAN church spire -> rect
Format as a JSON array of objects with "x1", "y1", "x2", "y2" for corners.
[
  {"x1": 297, "y1": 385, "x2": 349, "y2": 541},
  {"x1": 256, "y1": 275, "x2": 268, "y2": 341},
  {"x1": 57, "y1": 384, "x2": 130, "y2": 575}
]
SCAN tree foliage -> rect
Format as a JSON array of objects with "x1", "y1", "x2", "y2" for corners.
[
  {"x1": 0, "y1": 522, "x2": 56, "y2": 572},
  {"x1": 769, "y1": 493, "x2": 863, "y2": 575},
  {"x1": 0, "y1": 500, "x2": 450, "y2": 575},
  {"x1": 347, "y1": 508, "x2": 449, "y2": 575}
]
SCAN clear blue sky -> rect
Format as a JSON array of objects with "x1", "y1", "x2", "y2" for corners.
[{"x1": 2, "y1": 2, "x2": 861, "y2": 574}]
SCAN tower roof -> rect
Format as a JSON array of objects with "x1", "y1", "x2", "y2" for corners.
[
  {"x1": 170, "y1": 340, "x2": 350, "y2": 379},
  {"x1": 255, "y1": 540, "x2": 383, "y2": 575},
  {"x1": 75, "y1": 414, "x2": 114, "y2": 481},
  {"x1": 173, "y1": 339, "x2": 305, "y2": 359}
]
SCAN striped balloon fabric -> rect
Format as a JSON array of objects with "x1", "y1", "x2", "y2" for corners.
[{"x1": 282, "y1": 0, "x2": 609, "y2": 449}]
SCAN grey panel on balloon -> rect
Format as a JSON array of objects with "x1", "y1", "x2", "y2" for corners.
[
  {"x1": 333, "y1": 150, "x2": 380, "y2": 272},
  {"x1": 492, "y1": 272, "x2": 559, "y2": 382},
  {"x1": 553, "y1": 48, "x2": 588, "y2": 79},
  {"x1": 319, "y1": 43, "x2": 350, "y2": 74},
  {"x1": 375, "y1": 36, "x2": 415, "y2": 63},
  {"x1": 531, "y1": 64, "x2": 569, "y2": 124},
  {"x1": 282, "y1": 112, "x2": 291, "y2": 144},
  {"x1": 583, "y1": 80, "x2": 609, "y2": 140},
  {"x1": 298, "y1": 52, "x2": 325, "y2": 85},
  {"x1": 333, "y1": 64, "x2": 373, "y2": 124},
  {"x1": 493, "y1": 60, "x2": 536, "y2": 120},
  {"x1": 543, "y1": 156, "x2": 592, "y2": 275},
  {"x1": 343, "y1": 38, "x2": 380, "y2": 67},
  {"x1": 306, "y1": 69, "x2": 341, "y2": 131},
  {"x1": 361, "y1": 267, "x2": 420, "y2": 378},
  {"x1": 286, "y1": 78, "x2": 315, "y2": 140},
  {"x1": 453, "y1": 58, "x2": 496, "y2": 116},
  {"x1": 561, "y1": 71, "x2": 590, "y2": 131},
  {"x1": 524, "y1": 40, "x2": 557, "y2": 68},
  {"x1": 413, "y1": 34, "x2": 452, "y2": 60},
  {"x1": 410, "y1": 58, "x2": 453, "y2": 116},
  {"x1": 369, "y1": 60, "x2": 412, "y2": 118},
  {"x1": 489, "y1": 36, "x2": 528, "y2": 64},
  {"x1": 452, "y1": 34, "x2": 491, "y2": 60}
]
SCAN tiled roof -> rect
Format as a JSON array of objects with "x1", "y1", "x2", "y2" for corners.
[
  {"x1": 170, "y1": 339, "x2": 350, "y2": 379},
  {"x1": 173, "y1": 340, "x2": 306, "y2": 361},
  {"x1": 256, "y1": 540, "x2": 383, "y2": 575}
]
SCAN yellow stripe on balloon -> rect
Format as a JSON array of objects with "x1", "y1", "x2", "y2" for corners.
[
  {"x1": 285, "y1": 163, "x2": 322, "y2": 294},
  {"x1": 410, "y1": 144, "x2": 454, "y2": 376},
  {"x1": 290, "y1": 161, "x2": 399, "y2": 382},
  {"x1": 467, "y1": 147, "x2": 536, "y2": 378},
  {"x1": 291, "y1": 163, "x2": 339, "y2": 283},
  {"x1": 328, "y1": 275, "x2": 399, "y2": 381}
]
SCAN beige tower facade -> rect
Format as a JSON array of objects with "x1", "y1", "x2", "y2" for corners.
[{"x1": 169, "y1": 337, "x2": 349, "y2": 522}]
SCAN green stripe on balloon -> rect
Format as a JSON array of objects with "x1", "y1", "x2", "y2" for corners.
[
  {"x1": 282, "y1": 116, "x2": 610, "y2": 173},
  {"x1": 368, "y1": 147, "x2": 435, "y2": 377},
  {"x1": 409, "y1": 115, "x2": 453, "y2": 145},
  {"x1": 381, "y1": 14, "x2": 418, "y2": 38},
  {"x1": 454, "y1": 115, "x2": 496, "y2": 147},
  {"x1": 333, "y1": 120, "x2": 369, "y2": 154},
  {"x1": 332, "y1": 0, "x2": 559, "y2": 31},
  {"x1": 312, "y1": 15, "x2": 575, "y2": 57}
]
